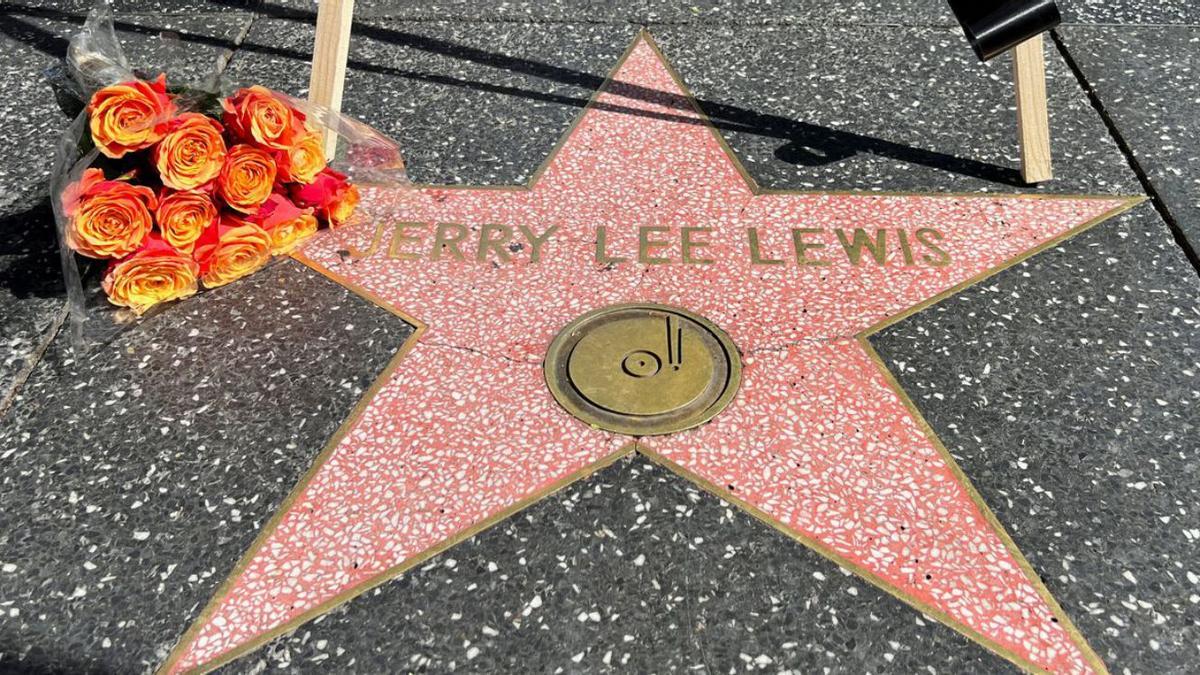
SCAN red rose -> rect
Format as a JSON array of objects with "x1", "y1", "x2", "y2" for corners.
[
  {"x1": 290, "y1": 168, "x2": 359, "y2": 227},
  {"x1": 249, "y1": 194, "x2": 318, "y2": 255},
  {"x1": 290, "y1": 167, "x2": 345, "y2": 207}
]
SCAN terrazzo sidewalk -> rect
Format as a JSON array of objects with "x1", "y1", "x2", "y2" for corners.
[{"x1": 1, "y1": 2, "x2": 1198, "y2": 674}]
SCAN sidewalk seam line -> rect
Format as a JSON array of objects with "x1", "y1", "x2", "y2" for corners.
[
  {"x1": 1049, "y1": 28, "x2": 1200, "y2": 278},
  {"x1": 216, "y1": 12, "x2": 257, "y2": 77},
  {"x1": 0, "y1": 302, "x2": 67, "y2": 422}
]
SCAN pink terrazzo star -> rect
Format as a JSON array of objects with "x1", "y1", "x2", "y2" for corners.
[{"x1": 166, "y1": 34, "x2": 1138, "y2": 674}]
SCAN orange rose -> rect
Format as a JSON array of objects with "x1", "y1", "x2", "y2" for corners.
[
  {"x1": 156, "y1": 190, "x2": 217, "y2": 252},
  {"x1": 290, "y1": 168, "x2": 359, "y2": 227},
  {"x1": 62, "y1": 168, "x2": 157, "y2": 259},
  {"x1": 154, "y1": 113, "x2": 227, "y2": 190},
  {"x1": 221, "y1": 85, "x2": 306, "y2": 151},
  {"x1": 101, "y1": 233, "x2": 198, "y2": 314},
  {"x1": 276, "y1": 132, "x2": 326, "y2": 184},
  {"x1": 249, "y1": 194, "x2": 318, "y2": 255},
  {"x1": 217, "y1": 144, "x2": 276, "y2": 213},
  {"x1": 87, "y1": 75, "x2": 177, "y2": 158},
  {"x1": 193, "y1": 215, "x2": 272, "y2": 288}
]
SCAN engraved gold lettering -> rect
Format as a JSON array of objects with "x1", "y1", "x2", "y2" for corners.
[
  {"x1": 519, "y1": 224, "x2": 558, "y2": 263},
  {"x1": 897, "y1": 228, "x2": 915, "y2": 266},
  {"x1": 431, "y1": 223, "x2": 468, "y2": 261},
  {"x1": 389, "y1": 222, "x2": 428, "y2": 260},
  {"x1": 747, "y1": 228, "x2": 784, "y2": 265},
  {"x1": 347, "y1": 221, "x2": 388, "y2": 260},
  {"x1": 638, "y1": 226, "x2": 671, "y2": 265},
  {"x1": 916, "y1": 227, "x2": 951, "y2": 267},
  {"x1": 681, "y1": 227, "x2": 714, "y2": 265},
  {"x1": 835, "y1": 228, "x2": 887, "y2": 266},
  {"x1": 791, "y1": 228, "x2": 830, "y2": 266},
  {"x1": 477, "y1": 224, "x2": 513, "y2": 264},
  {"x1": 595, "y1": 226, "x2": 628, "y2": 264}
]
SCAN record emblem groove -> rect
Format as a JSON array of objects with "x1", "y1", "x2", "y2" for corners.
[{"x1": 544, "y1": 304, "x2": 741, "y2": 436}]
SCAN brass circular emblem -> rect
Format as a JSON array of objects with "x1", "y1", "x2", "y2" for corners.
[{"x1": 544, "y1": 303, "x2": 741, "y2": 436}]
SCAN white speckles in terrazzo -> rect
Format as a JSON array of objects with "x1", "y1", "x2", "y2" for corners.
[{"x1": 171, "y1": 36, "x2": 1133, "y2": 674}]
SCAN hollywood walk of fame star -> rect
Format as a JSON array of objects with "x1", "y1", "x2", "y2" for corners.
[{"x1": 162, "y1": 33, "x2": 1140, "y2": 674}]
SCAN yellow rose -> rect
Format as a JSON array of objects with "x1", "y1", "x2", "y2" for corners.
[
  {"x1": 156, "y1": 190, "x2": 218, "y2": 252},
  {"x1": 248, "y1": 193, "x2": 319, "y2": 255},
  {"x1": 217, "y1": 144, "x2": 276, "y2": 214},
  {"x1": 193, "y1": 216, "x2": 272, "y2": 288},
  {"x1": 277, "y1": 132, "x2": 327, "y2": 184},
  {"x1": 62, "y1": 168, "x2": 157, "y2": 259},
  {"x1": 267, "y1": 212, "x2": 318, "y2": 255},
  {"x1": 87, "y1": 75, "x2": 177, "y2": 159},
  {"x1": 221, "y1": 85, "x2": 305, "y2": 151},
  {"x1": 327, "y1": 183, "x2": 360, "y2": 228},
  {"x1": 101, "y1": 234, "x2": 198, "y2": 314},
  {"x1": 154, "y1": 113, "x2": 227, "y2": 190}
]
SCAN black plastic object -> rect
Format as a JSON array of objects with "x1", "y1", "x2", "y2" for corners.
[{"x1": 948, "y1": 0, "x2": 1062, "y2": 62}]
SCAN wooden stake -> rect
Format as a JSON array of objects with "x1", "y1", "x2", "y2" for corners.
[
  {"x1": 1012, "y1": 34, "x2": 1053, "y2": 184},
  {"x1": 309, "y1": 0, "x2": 355, "y2": 158}
]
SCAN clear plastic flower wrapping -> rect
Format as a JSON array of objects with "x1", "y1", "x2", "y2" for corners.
[{"x1": 50, "y1": 1, "x2": 408, "y2": 352}]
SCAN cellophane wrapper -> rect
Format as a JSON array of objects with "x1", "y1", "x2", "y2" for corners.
[{"x1": 49, "y1": 1, "x2": 408, "y2": 353}]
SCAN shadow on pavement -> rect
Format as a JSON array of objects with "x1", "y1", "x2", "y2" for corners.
[{"x1": 0, "y1": 0, "x2": 1026, "y2": 188}]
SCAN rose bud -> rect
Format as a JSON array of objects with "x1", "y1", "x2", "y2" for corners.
[
  {"x1": 101, "y1": 233, "x2": 199, "y2": 315},
  {"x1": 156, "y1": 190, "x2": 218, "y2": 252},
  {"x1": 221, "y1": 85, "x2": 306, "y2": 151},
  {"x1": 218, "y1": 144, "x2": 277, "y2": 213},
  {"x1": 62, "y1": 168, "x2": 157, "y2": 259},
  {"x1": 249, "y1": 193, "x2": 318, "y2": 255},
  {"x1": 275, "y1": 132, "x2": 326, "y2": 184},
  {"x1": 290, "y1": 167, "x2": 359, "y2": 227},
  {"x1": 193, "y1": 215, "x2": 272, "y2": 288},
  {"x1": 87, "y1": 75, "x2": 177, "y2": 159},
  {"x1": 153, "y1": 113, "x2": 227, "y2": 191}
]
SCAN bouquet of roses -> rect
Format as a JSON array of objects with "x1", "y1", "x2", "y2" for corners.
[
  {"x1": 63, "y1": 79, "x2": 361, "y2": 315},
  {"x1": 49, "y1": 2, "x2": 405, "y2": 350}
]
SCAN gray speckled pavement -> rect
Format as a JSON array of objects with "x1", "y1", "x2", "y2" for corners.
[
  {"x1": 1057, "y1": 24, "x2": 1200, "y2": 258},
  {"x1": 872, "y1": 200, "x2": 1200, "y2": 673},
  {"x1": 2, "y1": 2, "x2": 1199, "y2": 674},
  {"x1": 649, "y1": 23, "x2": 1135, "y2": 194},
  {"x1": 0, "y1": 260, "x2": 411, "y2": 673},
  {"x1": 0, "y1": 4, "x2": 255, "y2": 411}
]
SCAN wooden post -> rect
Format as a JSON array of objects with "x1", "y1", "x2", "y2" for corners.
[
  {"x1": 1012, "y1": 34, "x2": 1053, "y2": 184},
  {"x1": 309, "y1": 0, "x2": 355, "y2": 158}
]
